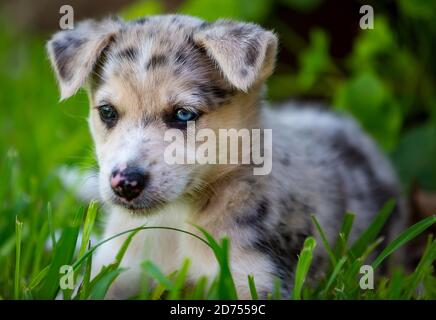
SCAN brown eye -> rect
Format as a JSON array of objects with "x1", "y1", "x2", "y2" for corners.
[{"x1": 98, "y1": 104, "x2": 118, "y2": 128}]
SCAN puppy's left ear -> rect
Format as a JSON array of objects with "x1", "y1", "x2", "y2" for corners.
[{"x1": 194, "y1": 20, "x2": 278, "y2": 91}]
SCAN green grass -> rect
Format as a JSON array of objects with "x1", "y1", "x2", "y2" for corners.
[
  {"x1": 4, "y1": 196, "x2": 436, "y2": 300},
  {"x1": 0, "y1": 18, "x2": 436, "y2": 300}
]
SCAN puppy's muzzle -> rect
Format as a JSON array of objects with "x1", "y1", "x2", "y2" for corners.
[{"x1": 110, "y1": 167, "x2": 148, "y2": 201}]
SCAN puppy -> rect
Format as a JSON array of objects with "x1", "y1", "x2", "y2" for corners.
[{"x1": 47, "y1": 14, "x2": 404, "y2": 299}]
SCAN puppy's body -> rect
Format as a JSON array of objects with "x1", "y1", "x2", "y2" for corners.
[{"x1": 47, "y1": 15, "x2": 404, "y2": 299}]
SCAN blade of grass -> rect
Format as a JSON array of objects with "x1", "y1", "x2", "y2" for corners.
[
  {"x1": 195, "y1": 226, "x2": 238, "y2": 300},
  {"x1": 361, "y1": 237, "x2": 385, "y2": 262},
  {"x1": 78, "y1": 242, "x2": 93, "y2": 300},
  {"x1": 36, "y1": 207, "x2": 83, "y2": 299},
  {"x1": 151, "y1": 282, "x2": 168, "y2": 300},
  {"x1": 349, "y1": 199, "x2": 396, "y2": 258},
  {"x1": 30, "y1": 222, "x2": 48, "y2": 279},
  {"x1": 311, "y1": 215, "x2": 336, "y2": 266},
  {"x1": 14, "y1": 216, "x2": 23, "y2": 300},
  {"x1": 142, "y1": 260, "x2": 174, "y2": 290},
  {"x1": 28, "y1": 266, "x2": 50, "y2": 290},
  {"x1": 321, "y1": 256, "x2": 347, "y2": 298},
  {"x1": 190, "y1": 276, "x2": 208, "y2": 300},
  {"x1": 206, "y1": 278, "x2": 219, "y2": 299},
  {"x1": 87, "y1": 227, "x2": 141, "y2": 299},
  {"x1": 333, "y1": 212, "x2": 355, "y2": 258},
  {"x1": 272, "y1": 277, "x2": 282, "y2": 300},
  {"x1": 168, "y1": 259, "x2": 191, "y2": 300},
  {"x1": 387, "y1": 269, "x2": 405, "y2": 300},
  {"x1": 23, "y1": 288, "x2": 33, "y2": 300},
  {"x1": 341, "y1": 237, "x2": 383, "y2": 295},
  {"x1": 114, "y1": 228, "x2": 141, "y2": 266},
  {"x1": 47, "y1": 203, "x2": 56, "y2": 250},
  {"x1": 71, "y1": 226, "x2": 211, "y2": 273},
  {"x1": 372, "y1": 215, "x2": 436, "y2": 269},
  {"x1": 78, "y1": 201, "x2": 98, "y2": 259},
  {"x1": 247, "y1": 274, "x2": 258, "y2": 300},
  {"x1": 217, "y1": 237, "x2": 238, "y2": 300},
  {"x1": 403, "y1": 236, "x2": 436, "y2": 298},
  {"x1": 138, "y1": 271, "x2": 151, "y2": 300},
  {"x1": 89, "y1": 268, "x2": 124, "y2": 300},
  {"x1": 293, "y1": 237, "x2": 316, "y2": 300}
]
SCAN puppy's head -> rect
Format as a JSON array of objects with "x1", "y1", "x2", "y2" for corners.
[{"x1": 47, "y1": 14, "x2": 277, "y2": 213}]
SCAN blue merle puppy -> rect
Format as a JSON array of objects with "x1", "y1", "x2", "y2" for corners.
[{"x1": 46, "y1": 14, "x2": 405, "y2": 299}]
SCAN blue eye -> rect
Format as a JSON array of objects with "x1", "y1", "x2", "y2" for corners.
[{"x1": 175, "y1": 108, "x2": 198, "y2": 122}]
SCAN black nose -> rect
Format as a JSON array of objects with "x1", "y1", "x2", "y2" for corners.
[{"x1": 110, "y1": 167, "x2": 148, "y2": 201}]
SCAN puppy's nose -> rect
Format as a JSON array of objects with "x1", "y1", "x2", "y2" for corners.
[{"x1": 110, "y1": 167, "x2": 148, "y2": 201}]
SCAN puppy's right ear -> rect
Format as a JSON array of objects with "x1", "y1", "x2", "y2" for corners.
[{"x1": 46, "y1": 18, "x2": 122, "y2": 100}]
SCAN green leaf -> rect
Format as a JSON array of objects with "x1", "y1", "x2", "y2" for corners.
[
  {"x1": 28, "y1": 266, "x2": 49, "y2": 290},
  {"x1": 248, "y1": 274, "x2": 258, "y2": 300},
  {"x1": 78, "y1": 247, "x2": 93, "y2": 300},
  {"x1": 387, "y1": 269, "x2": 405, "y2": 300},
  {"x1": 311, "y1": 214, "x2": 336, "y2": 266},
  {"x1": 168, "y1": 259, "x2": 191, "y2": 300},
  {"x1": 333, "y1": 212, "x2": 355, "y2": 258},
  {"x1": 89, "y1": 268, "x2": 125, "y2": 300},
  {"x1": 349, "y1": 199, "x2": 396, "y2": 259},
  {"x1": 372, "y1": 215, "x2": 436, "y2": 269},
  {"x1": 272, "y1": 277, "x2": 282, "y2": 300},
  {"x1": 14, "y1": 216, "x2": 23, "y2": 300},
  {"x1": 30, "y1": 221, "x2": 48, "y2": 279},
  {"x1": 403, "y1": 236, "x2": 436, "y2": 298},
  {"x1": 189, "y1": 276, "x2": 208, "y2": 300},
  {"x1": 86, "y1": 226, "x2": 142, "y2": 299},
  {"x1": 293, "y1": 237, "x2": 316, "y2": 300},
  {"x1": 321, "y1": 257, "x2": 347, "y2": 297},
  {"x1": 36, "y1": 207, "x2": 83, "y2": 299},
  {"x1": 78, "y1": 201, "x2": 97, "y2": 259},
  {"x1": 47, "y1": 203, "x2": 56, "y2": 251},
  {"x1": 195, "y1": 226, "x2": 238, "y2": 299},
  {"x1": 142, "y1": 260, "x2": 174, "y2": 291}
]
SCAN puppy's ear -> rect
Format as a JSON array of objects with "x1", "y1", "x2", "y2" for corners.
[
  {"x1": 194, "y1": 20, "x2": 278, "y2": 91},
  {"x1": 46, "y1": 17, "x2": 122, "y2": 100}
]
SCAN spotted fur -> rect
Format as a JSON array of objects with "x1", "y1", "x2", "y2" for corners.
[{"x1": 47, "y1": 14, "x2": 406, "y2": 299}]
